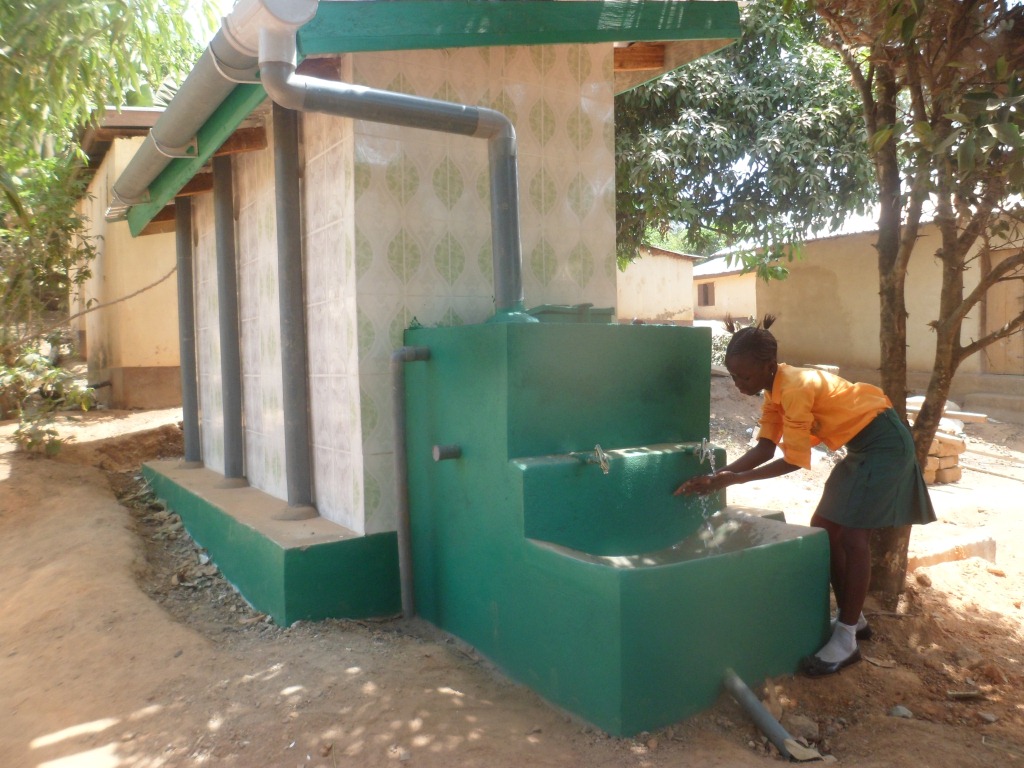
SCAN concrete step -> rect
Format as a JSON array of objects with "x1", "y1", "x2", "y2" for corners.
[{"x1": 962, "y1": 392, "x2": 1024, "y2": 424}]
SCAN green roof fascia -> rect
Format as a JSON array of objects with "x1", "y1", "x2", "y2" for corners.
[
  {"x1": 298, "y1": 0, "x2": 740, "y2": 56},
  {"x1": 126, "y1": 84, "x2": 267, "y2": 237},
  {"x1": 126, "y1": 0, "x2": 739, "y2": 234}
]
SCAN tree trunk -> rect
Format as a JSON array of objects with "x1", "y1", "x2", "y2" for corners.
[
  {"x1": 869, "y1": 64, "x2": 911, "y2": 608},
  {"x1": 869, "y1": 526, "x2": 911, "y2": 603}
]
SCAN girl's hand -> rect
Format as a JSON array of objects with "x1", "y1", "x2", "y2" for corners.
[{"x1": 673, "y1": 471, "x2": 736, "y2": 496}]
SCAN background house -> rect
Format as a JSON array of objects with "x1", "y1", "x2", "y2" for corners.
[
  {"x1": 759, "y1": 225, "x2": 1023, "y2": 420},
  {"x1": 76, "y1": 109, "x2": 182, "y2": 408},
  {"x1": 616, "y1": 244, "x2": 698, "y2": 324},
  {"x1": 691, "y1": 254, "x2": 756, "y2": 321}
]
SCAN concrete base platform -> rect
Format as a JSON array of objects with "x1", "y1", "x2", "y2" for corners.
[
  {"x1": 143, "y1": 460, "x2": 400, "y2": 625},
  {"x1": 908, "y1": 529, "x2": 997, "y2": 571}
]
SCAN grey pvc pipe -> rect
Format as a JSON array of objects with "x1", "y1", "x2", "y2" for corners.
[
  {"x1": 272, "y1": 103, "x2": 314, "y2": 508},
  {"x1": 723, "y1": 668, "x2": 793, "y2": 759},
  {"x1": 213, "y1": 154, "x2": 246, "y2": 480},
  {"x1": 392, "y1": 346, "x2": 431, "y2": 618},
  {"x1": 174, "y1": 196, "x2": 202, "y2": 465},
  {"x1": 258, "y1": 60, "x2": 529, "y2": 322}
]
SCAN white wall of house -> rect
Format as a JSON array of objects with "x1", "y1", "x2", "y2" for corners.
[
  {"x1": 692, "y1": 270, "x2": 756, "y2": 321},
  {"x1": 78, "y1": 138, "x2": 181, "y2": 407},
  {"x1": 191, "y1": 44, "x2": 618, "y2": 534},
  {"x1": 616, "y1": 248, "x2": 695, "y2": 323},
  {"x1": 756, "y1": 226, "x2": 984, "y2": 377}
]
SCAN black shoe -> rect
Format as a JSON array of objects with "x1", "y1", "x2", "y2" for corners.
[{"x1": 799, "y1": 648, "x2": 862, "y2": 678}]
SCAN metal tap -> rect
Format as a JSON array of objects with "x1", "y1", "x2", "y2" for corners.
[
  {"x1": 697, "y1": 437, "x2": 713, "y2": 466},
  {"x1": 570, "y1": 444, "x2": 610, "y2": 474}
]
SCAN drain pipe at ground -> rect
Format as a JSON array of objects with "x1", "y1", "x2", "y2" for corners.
[
  {"x1": 392, "y1": 346, "x2": 431, "y2": 618},
  {"x1": 722, "y1": 668, "x2": 794, "y2": 760}
]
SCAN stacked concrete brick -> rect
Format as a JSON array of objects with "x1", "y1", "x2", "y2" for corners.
[
  {"x1": 923, "y1": 432, "x2": 966, "y2": 485},
  {"x1": 906, "y1": 396, "x2": 986, "y2": 486}
]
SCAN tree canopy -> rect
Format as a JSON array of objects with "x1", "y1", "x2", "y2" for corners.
[
  {"x1": 615, "y1": 2, "x2": 875, "y2": 267},
  {"x1": 0, "y1": 0, "x2": 202, "y2": 363},
  {"x1": 0, "y1": 0, "x2": 200, "y2": 160},
  {"x1": 617, "y1": 0, "x2": 1024, "y2": 602}
]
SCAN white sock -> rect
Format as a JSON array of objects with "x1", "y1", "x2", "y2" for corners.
[
  {"x1": 830, "y1": 611, "x2": 867, "y2": 631},
  {"x1": 815, "y1": 621, "x2": 858, "y2": 664}
]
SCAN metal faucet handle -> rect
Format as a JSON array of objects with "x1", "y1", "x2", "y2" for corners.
[{"x1": 698, "y1": 438, "x2": 713, "y2": 465}]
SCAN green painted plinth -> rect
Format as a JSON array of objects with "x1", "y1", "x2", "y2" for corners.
[
  {"x1": 405, "y1": 323, "x2": 830, "y2": 736},
  {"x1": 142, "y1": 461, "x2": 400, "y2": 625}
]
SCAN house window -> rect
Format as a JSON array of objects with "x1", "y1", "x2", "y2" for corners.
[{"x1": 698, "y1": 282, "x2": 715, "y2": 307}]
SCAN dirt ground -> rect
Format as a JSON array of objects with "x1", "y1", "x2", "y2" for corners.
[{"x1": 2, "y1": 377, "x2": 1023, "y2": 768}]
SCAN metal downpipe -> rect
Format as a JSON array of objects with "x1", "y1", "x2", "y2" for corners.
[
  {"x1": 257, "y1": 58, "x2": 534, "y2": 323},
  {"x1": 174, "y1": 196, "x2": 202, "y2": 466},
  {"x1": 392, "y1": 346, "x2": 431, "y2": 618},
  {"x1": 213, "y1": 154, "x2": 247, "y2": 485},
  {"x1": 271, "y1": 103, "x2": 317, "y2": 520}
]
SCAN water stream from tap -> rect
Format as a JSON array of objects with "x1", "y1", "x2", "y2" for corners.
[{"x1": 698, "y1": 440, "x2": 718, "y2": 552}]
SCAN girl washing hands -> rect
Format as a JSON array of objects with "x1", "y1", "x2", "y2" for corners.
[{"x1": 676, "y1": 316, "x2": 935, "y2": 677}]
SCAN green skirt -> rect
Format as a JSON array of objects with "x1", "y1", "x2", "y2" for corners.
[{"x1": 814, "y1": 408, "x2": 937, "y2": 529}]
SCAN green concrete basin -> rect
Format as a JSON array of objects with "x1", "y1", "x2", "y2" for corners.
[{"x1": 516, "y1": 442, "x2": 726, "y2": 556}]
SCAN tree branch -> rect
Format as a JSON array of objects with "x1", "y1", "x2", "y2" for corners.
[
  {"x1": 955, "y1": 249, "x2": 1024, "y2": 362},
  {"x1": 958, "y1": 305, "x2": 1024, "y2": 361}
]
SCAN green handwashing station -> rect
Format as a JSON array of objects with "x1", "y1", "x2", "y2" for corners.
[{"x1": 402, "y1": 321, "x2": 830, "y2": 736}]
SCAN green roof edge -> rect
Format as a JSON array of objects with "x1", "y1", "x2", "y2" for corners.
[
  {"x1": 299, "y1": 0, "x2": 740, "y2": 56},
  {"x1": 126, "y1": 0, "x2": 739, "y2": 235},
  {"x1": 127, "y1": 84, "x2": 267, "y2": 236}
]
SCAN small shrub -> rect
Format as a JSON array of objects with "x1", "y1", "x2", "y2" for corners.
[
  {"x1": 1, "y1": 350, "x2": 94, "y2": 455},
  {"x1": 711, "y1": 332, "x2": 730, "y2": 367}
]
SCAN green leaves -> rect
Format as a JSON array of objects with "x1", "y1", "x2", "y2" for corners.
[
  {"x1": 615, "y1": 0, "x2": 873, "y2": 263},
  {"x1": 0, "y1": 0, "x2": 206, "y2": 366},
  {"x1": 0, "y1": 0, "x2": 202, "y2": 159},
  {"x1": 987, "y1": 122, "x2": 1022, "y2": 147}
]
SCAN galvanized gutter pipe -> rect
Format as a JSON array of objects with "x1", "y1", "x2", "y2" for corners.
[
  {"x1": 105, "y1": 0, "x2": 316, "y2": 220},
  {"x1": 174, "y1": 196, "x2": 203, "y2": 466},
  {"x1": 107, "y1": 42, "x2": 255, "y2": 218},
  {"x1": 213, "y1": 154, "x2": 247, "y2": 485},
  {"x1": 271, "y1": 102, "x2": 317, "y2": 520}
]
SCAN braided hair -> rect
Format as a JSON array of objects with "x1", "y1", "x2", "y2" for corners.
[{"x1": 724, "y1": 314, "x2": 778, "y2": 364}]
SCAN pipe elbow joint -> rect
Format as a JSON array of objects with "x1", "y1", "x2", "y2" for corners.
[
  {"x1": 474, "y1": 107, "x2": 515, "y2": 142},
  {"x1": 260, "y1": 61, "x2": 307, "y2": 112}
]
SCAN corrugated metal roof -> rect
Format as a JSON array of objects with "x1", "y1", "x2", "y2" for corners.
[
  {"x1": 692, "y1": 255, "x2": 748, "y2": 278},
  {"x1": 641, "y1": 245, "x2": 700, "y2": 260}
]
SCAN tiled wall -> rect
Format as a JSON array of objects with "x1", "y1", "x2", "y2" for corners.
[
  {"x1": 235, "y1": 124, "x2": 288, "y2": 500},
  {"x1": 302, "y1": 68, "x2": 364, "y2": 532},
  {"x1": 193, "y1": 194, "x2": 225, "y2": 474},
  {"x1": 193, "y1": 43, "x2": 617, "y2": 535},
  {"x1": 349, "y1": 45, "x2": 617, "y2": 534}
]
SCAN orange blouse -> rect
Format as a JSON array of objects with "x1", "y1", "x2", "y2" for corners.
[{"x1": 756, "y1": 364, "x2": 892, "y2": 470}]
